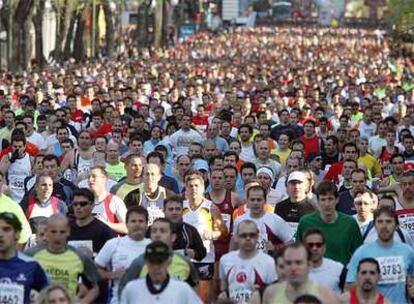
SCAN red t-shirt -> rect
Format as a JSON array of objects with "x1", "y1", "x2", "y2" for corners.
[
  {"x1": 70, "y1": 110, "x2": 84, "y2": 123},
  {"x1": 0, "y1": 143, "x2": 39, "y2": 159},
  {"x1": 299, "y1": 135, "x2": 321, "y2": 160},
  {"x1": 323, "y1": 161, "x2": 344, "y2": 184},
  {"x1": 88, "y1": 123, "x2": 112, "y2": 139}
]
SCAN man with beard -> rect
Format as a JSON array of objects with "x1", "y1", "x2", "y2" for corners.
[
  {"x1": 346, "y1": 206, "x2": 414, "y2": 303},
  {"x1": 340, "y1": 258, "x2": 390, "y2": 304}
]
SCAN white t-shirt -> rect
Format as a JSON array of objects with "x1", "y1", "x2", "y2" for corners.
[
  {"x1": 93, "y1": 193, "x2": 127, "y2": 223},
  {"x1": 240, "y1": 144, "x2": 255, "y2": 162},
  {"x1": 120, "y1": 277, "x2": 202, "y2": 304},
  {"x1": 233, "y1": 210, "x2": 293, "y2": 252},
  {"x1": 359, "y1": 121, "x2": 377, "y2": 139},
  {"x1": 169, "y1": 129, "x2": 203, "y2": 156},
  {"x1": 219, "y1": 250, "x2": 277, "y2": 304},
  {"x1": 95, "y1": 236, "x2": 151, "y2": 304},
  {"x1": 309, "y1": 258, "x2": 343, "y2": 293},
  {"x1": 369, "y1": 135, "x2": 387, "y2": 156},
  {"x1": 352, "y1": 214, "x2": 372, "y2": 235},
  {"x1": 27, "y1": 131, "x2": 47, "y2": 150}
]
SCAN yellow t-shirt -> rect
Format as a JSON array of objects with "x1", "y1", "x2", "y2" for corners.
[
  {"x1": 26, "y1": 245, "x2": 99, "y2": 297},
  {"x1": 0, "y1": 194, "x2": 32, "y2": 244},
  {"x1": 273, "y1": 148, "x2": 291, "y2": 165},
  {"x1": 358, "y1": 154, "x2": 382, "y2": 177}
]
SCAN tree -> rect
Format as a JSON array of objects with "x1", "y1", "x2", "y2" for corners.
[
  {"x1": 32, "y1": 0, "x2": 47, "y2": 67},
  {"x1": 388, "y1": 0, "x2": 414, "y2": 31}
]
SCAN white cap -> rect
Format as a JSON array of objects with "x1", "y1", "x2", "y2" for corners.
[{"x1": 287, "y1": 171, "x2": 306, "y2": 183}]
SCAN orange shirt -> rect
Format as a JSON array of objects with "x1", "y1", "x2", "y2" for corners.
[{"x1": 232, "y1": 203, "x2": 274, "y2": 220}]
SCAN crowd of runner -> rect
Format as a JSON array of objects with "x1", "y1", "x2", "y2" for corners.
[{"x1": 0, "y1": 25, "x2": 414, "y2": 304}]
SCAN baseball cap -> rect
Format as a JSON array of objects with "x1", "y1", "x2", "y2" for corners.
[
  {"x1": 144, "y1": 241, "x2": 171, "y2": 263},
  {"x1": 193, "y1": 159, "x2": 209, "y2": 172},
  {"x1": 287, "y1": 171, "x2": 306, "y2": 183}
]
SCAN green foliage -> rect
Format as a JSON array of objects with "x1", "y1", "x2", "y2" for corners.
[{"x1": 389, "y1": 0, "x2": 414, "y2": 31}]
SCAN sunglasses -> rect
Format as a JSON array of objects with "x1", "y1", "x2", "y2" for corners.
[
  {"x1": 239, "y1": 232, "x2": 258, "y2": 239},
  {"x1": 307, "y1": 242, "x2": 324, "y2": 248},
  {"x1": 72, "y1": 201, "x2": 90, "y2": 207}
]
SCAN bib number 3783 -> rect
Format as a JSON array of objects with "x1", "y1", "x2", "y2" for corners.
[{"x1": 377, "y1": 256, "x2": 405, "y2": 285}]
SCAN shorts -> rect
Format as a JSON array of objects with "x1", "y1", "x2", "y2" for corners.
[{"x1": 194, "y1": 262, "x2": 215, "y2": 280}]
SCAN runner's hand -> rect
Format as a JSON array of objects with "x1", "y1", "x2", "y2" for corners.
[{"x1": 112, "y1": 268, "x2": 126, "y2": 280}]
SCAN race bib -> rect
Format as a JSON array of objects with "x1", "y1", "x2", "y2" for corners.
[
  {"x1": 147, "y1": 206, "x2": 164, "y2": 226},
  {"x1": 377, "y1": 256, "x2": 406, "y2": 285},
  {"x1": 256, "y1": 236, "x2": 267, "y2": 252},
  {"x1": 397, "y1": 210, "x2": 414, "y2": 239},
  {"x1": 229, "y1": 287, "x2": 252, "y2": 304},
  {"x1": 68, "y1": 240, "x2": 94, "y2": 257},
  {"x1": 0, "y1": 282, "x2": 24, "y2": 304},
  {"x1": 9, "y1": 178, "x2": 24, "y2": 191}
]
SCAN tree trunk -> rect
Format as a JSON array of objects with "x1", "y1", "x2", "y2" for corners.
[
  {"x1": 33, "y1": 0, "x2": 47, "y2": 67},
  {"x1": 62, "y1": 13, "x2": 77, "y2": 60},
  {"x1": 161, "y1": 0, "x2": 169, "y2": 47},
  {"x1": 153, "y1": 0, "x2": 163, "y2": 48},
  {"x1": 11, "y1": 0, "x2": 34, "y2": 72},
  {"x1": 102, "y1": 2, "x2": 114, "y2": 57},
  {"x1": 73, "y1": 11, "x2": 85, "y2": 62},
  {"x1": 54, "y1": 0, "x2": 77, "y2": 61}
]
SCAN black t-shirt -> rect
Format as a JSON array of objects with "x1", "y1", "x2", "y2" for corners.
[
  {"x1": 68, "y1": 218, "x2": 117, "y2": 254},
  {"x1": 274, "y1": 198, "x2": 315, "y2": 224},
  {"x1": 321, "y1": 151, "x2": 339, "y2": 167}
]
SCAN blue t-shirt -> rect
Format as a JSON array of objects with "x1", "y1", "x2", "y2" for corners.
[
  {"x1": 346, "y1": 240, "x2": 414, "y2": 303},
  {"x1": 0, "y1": 252, "x2": 49, "y2": 304}
]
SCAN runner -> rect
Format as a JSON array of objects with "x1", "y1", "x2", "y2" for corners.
[
  {"x1": 119, "y1": 217, "x2": 200, "y2": 293},
  {"x1": 346, "y1": 206, "x2": 414, "y2": 303},
  {"x1": 340, "y1": 258, "x2": 390, "y2": 304},
  {"x1": 163, "y1": 195, "x2": 207, "y2": 261},
  {"x1": 88, "y1": 165, "x2": 127, "y2": 234},
  {"x1": 262, "y1": 242, "x2": 338, "y2": 304},
  {"x1": 183, "y1": 170, "x2": 228, "y2": 302},
  {"x1": 0, "y1": 212, "x2": 48, "y2": 304},
  {"x1": 0, "y1": 131, "x2": 32, "y2": 202},
  {"x1": 25, "y1": 214, "x2": 100, "y2": 302},
  {"x1": 218, "y1": 219, "x2": 277, "y2": 304},
  {"x1": 120, "y1": 241, "x2": 202, "y2": 304},
  {"x1": 95, "y1": 206, "x2": 151, "y2": 304},
  {"x1": 233, "y1": 184, "x2": 293, "y2": 253}
]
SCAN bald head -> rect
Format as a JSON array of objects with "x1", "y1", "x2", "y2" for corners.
[
  {"x1": 107, "y1": 141, "x2": 121, "y2": 163},
  {"x1": 46, "y1": 214, "x2": 70, "y2": 253},
  {"x1": 47, "y1": 213, "x2": 69, "y2": 227}
]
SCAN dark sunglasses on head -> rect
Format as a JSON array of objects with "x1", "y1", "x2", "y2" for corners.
[
  {"x1": 307, "y1": 242, "x2": 324, "y2": 248},
  {"x1": 72, "y1": 201, "x2": 90, "y2": 207}
]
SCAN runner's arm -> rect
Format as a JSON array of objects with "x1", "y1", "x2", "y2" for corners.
[
  {"x1": 77, "y1": 284, "x2": 99, "y2": 304},
  {"x1": 60, "y1": 150, "x2": 74, "y2": 172},
  {"x1": 0, "y1": 155, "x2": 10, "y2": 175},
  {"x1": 187, "y1": 224, "x2": 207, "y2": 261},
  {"x1": 262, "y1": 284, "x2": 276, "y2": 304},
  {"x1": 105, "y1": 222, "x2": 127, "y2": 234},
  {"x1": 96, "y1": 264, "x2": 125, "y2": 281}
]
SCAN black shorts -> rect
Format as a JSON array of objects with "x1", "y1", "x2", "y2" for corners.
[{"x1": 194, "y1": 262, "x2": 214, "y2": 280}]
